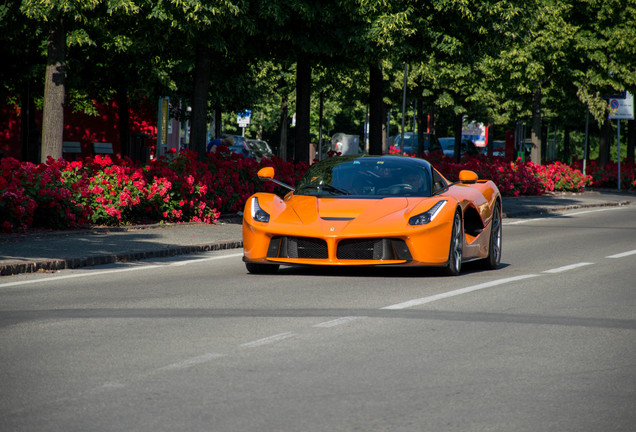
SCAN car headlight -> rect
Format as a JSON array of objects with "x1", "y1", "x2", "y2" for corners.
[
  {"x1": 409, "y1": 200, "x2": 447, "y2": 225},
  {"x1": 251, "y1": 197, "x2": 270, "y2": 223}
]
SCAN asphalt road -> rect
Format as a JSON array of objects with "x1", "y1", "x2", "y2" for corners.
[{"x1": 1, "y1": 205, "x2": 635, "y2": 432}]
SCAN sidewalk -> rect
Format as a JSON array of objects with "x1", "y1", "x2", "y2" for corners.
[{"x1": 1, "y1": 190, "x2": 633, "y2": 276}]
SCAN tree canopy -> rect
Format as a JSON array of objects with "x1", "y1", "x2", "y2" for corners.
[{"x1": 2, "y1": 0, "x2": 634, "y2": 163}]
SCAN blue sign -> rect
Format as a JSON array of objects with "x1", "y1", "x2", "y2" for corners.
[{"x1": 237, "y1": 110, "x2": 252, "y2": 127}]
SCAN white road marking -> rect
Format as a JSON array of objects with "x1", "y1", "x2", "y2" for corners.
[
  {"x1": 94, "y1": 353, "x2": 227, "y2": 392},
  {"x1": 314, "y1": 316, "x2": 362, "y2": 328},
  {"x1": 0, "y1": 265, "x2": 162, "y2": 288},
  {"x1": 543, "y1": 262, "x2": 594, "y2": 273},
  {"x1": 240, "y1": 332, "x2": 296, "y2": 348},
  {"x1": 169, "y1": 253, "x2": 243, "y2": 266},
  {"x1": 568, "y1": 207, "x2": 628, "y2": 216},
  {"x1": 0, "y1": 253, "x2": 242, "y2": 289},
  {"x1": 503, "y1": 206, "x2": 628, "y2": 225},
  {"x1": 156, "y1": 352, "x2": 226, "y2": 371},
  {"x1": 504, "y1": 218, "x2": 543, "y2": 225},
  {"x1": 85, "y1": 246, "x2": 632, "y2": 394},
  {"x1": 381, "y1": 274, "x2": 540, "y2": 310},
  {"x1": 606, "y1": 249, "x2": 636, "y2": 259}
]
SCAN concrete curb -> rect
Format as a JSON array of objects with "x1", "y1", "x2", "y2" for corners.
[
  {"x1": 0, "y1": 240, "x2": 243, "y2": 276},
  {"x1": 502, "y1": 200, "x2": 631, "y2": 218}
]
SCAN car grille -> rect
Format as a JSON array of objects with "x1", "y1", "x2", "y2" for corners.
[
  {"x1": 267, "y1": 236, "x2": 328, "y2": 259},
  {"x1": 337, "y1": 238, "x2": 412, "y2": 261},
  {"x1": 267, "y1": 236, "x2": 412, "y2": 261}
]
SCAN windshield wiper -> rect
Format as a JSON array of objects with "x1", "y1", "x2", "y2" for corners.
[{"x1": 297, "y1": 184, "x2": 351, "y2": 195}]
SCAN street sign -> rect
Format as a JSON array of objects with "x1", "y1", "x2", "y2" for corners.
[
  {"x1": 462, "y1": 121, "x2": 487, "y2": 147},
  {"x1": 609, "y1": 92, "x2": 634, "y2": 120},
  {"x1": 237, "y1": 110, "x2": 252, "y2": 127}
]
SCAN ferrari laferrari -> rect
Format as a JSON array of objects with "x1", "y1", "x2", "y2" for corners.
[{"x1": 242, "y1": 155, "x2": 502, "y2": 275}]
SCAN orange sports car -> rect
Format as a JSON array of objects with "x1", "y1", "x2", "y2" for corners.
[{"x1": 242, "y1": 155, "x2": 502, "y2": 275}]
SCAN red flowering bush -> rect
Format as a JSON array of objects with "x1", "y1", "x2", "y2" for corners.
[
  {"x1": 0, "y1": 149, "x2": 308, "y2": 233},
  {"x1": 0, "y1": 145, "x2": 628, "y2": 234},
  {"x1": 534, "y1": 161, "x2": 593, "y2": 192},
  {"x1": 62, "y1": 156, "x2": 148, "y2": 225},
  {"x1": 145, "y1": 150, "x2": 218, "y2": 223},
  {"x1": 406, "y1": 151, "x2": 593, "y2": 196},
  {"x1": 1, "y1": 157, "x2": 86, "y2": 232},
  {"x1": 572, "y1": 159, "x2": 636, "y2": 190}
]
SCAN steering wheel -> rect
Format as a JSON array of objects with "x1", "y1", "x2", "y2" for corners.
[{"x1": 379, "y1": 184, "x2": 414, "y2": 195}]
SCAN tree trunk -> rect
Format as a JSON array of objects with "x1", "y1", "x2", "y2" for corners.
[
  {"x1": 627, "y1": 119, "x2": 635, "y2": 161},
  {"x1": 21, "y1": 82, "x2": 39, "y2": 163},
  {"x1": 41, "y1": 17, "x2": 65, "y2": 162},
  {"x1": 453, "y1": 113, "x2": 463, "y2": 163},
  {"x1": 116, "y1": 86, "x2": 130, "y2": 159},
  {"x1": 214, "y1": 102, "x2": 222, "y2": 139},
  {"x1": 563, "y1": 125, "x2": 571, "y2": 163},
  {"x1": 190, "y1": 42, "x2": 212, "y2": 161},
  {"x1": 530, "y1": 86, "x2": 542, "y2": 164},
  {"x1": 368, "y1": 63, "x2": 384, "y2": 156},
  {"x1": 294, "y1": 58, "x2": 311, "y2": 164},
  {"x1": 427, "y1": 109, "x2": 435, "y2": 134},
  {"x1": 416, "y1": 97, "x2": 423, "y2": 157},
  {"x1": 599, "y1": 120, "x2": 611, "y2": 167},
  {"x1": 541, "y1": 122, "x2": 548, "y2": 162},
  {"x1": 279, "y1": 94, "x2": 288, "y2": 160}
]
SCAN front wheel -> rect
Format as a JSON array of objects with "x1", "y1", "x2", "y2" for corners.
[
  {"x1": 444, "y1": 210, "x2": 463, "y2": 276},
  {"x1": 482, "y1": 201, "x2": 502, "y2": 270},
  {"x1": 245, "y1": 262, "x2": 280, "y2": 274}
]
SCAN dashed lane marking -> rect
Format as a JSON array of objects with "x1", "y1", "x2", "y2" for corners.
[
  {"x1": 543, "y1": 262, "x2": 594, "y2": 273},
  {"x1": 381, "y1": 274, "x2": 540, "y2": 310},
  {"x1": 240, "y1": 332, "x2": 296, "y2": 348},
  {"x1": 607, "y1": 249, "x2": 636, "y2": 259}
]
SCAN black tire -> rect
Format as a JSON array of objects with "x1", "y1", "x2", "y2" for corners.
[
  {"x1": 444, "y1": 210, "x2": 463, "y2": 276},
  {"x1": 482, "y1": 201, "x2": 502, "y2": 270},
  {"x1": 245, "y1": 262, "x2": 280, "y2": 274}
]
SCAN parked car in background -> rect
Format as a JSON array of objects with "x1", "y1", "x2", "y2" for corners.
[
  {"x1": 438, "y1": 137, "x2": 481, "y2": 158},
  {"x1": 491, "y1": 140, "x2": 505, "y2": 157},
  {"x1": 207, "y1": 135, "x2": 251, "y2": 158},
  {"x1": 331, "y1": 133, "x2": 362, "y2": 155},
  {"x1": 391, "y1": 132, "x2": 442, "y2": 155},
  {"x1": 227, "y1": 145, "x2": 250, "y2": 158},
  {"x1": 222, "y1": 134, "x2": 249, "y2": 151},
  {"x1": 246, "y1": 139, "x2": 274, "y2": 161}
]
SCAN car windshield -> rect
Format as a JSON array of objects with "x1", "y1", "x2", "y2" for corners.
[
  {"x1": 395, "y1": 134, "x2": 416, "y2": 146},
  {"x1": 296, "y1": 157, "x2": 432, "y2": 197},
  {"x1": 248, "y1": 140, "x2": 271, "y2": 153}
]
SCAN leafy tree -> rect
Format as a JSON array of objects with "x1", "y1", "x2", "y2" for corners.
[
  {"x1": 19, "y1": 0, "x2": 141, "y2": 162},
  {"x1": 6, "y1": 0, "x2": 635, "y2": 169},
  {"x1": 472, "y1": 1, "x2": 579, "y2": 163},
  {"x1": 569, "y1": 0, "x2": 636, "y2": 165},
  {"x1": 0, "y1": 1, "x2": 44, "y2": 162}
]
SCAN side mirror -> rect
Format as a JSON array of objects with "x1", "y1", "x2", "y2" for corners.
[
  {"x1": 257, "y1": 167, "x2": 275, "y2": 180},
  {"x1": 257, "y1": 166, "x2": 295, "y2": 192},
  {"x1": 459, "y1": 170, "x2": 478, "y2": 183}
]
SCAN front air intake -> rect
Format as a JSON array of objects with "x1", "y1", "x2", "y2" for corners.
[
  {"x1": 336, "y1": 238, "x2": 412, "y2": 261},
  {"x1": 267, "y1": 236, "x2": 328, "y2": 259}
]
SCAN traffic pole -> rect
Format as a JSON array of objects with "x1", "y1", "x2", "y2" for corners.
[{"x1": 617, "y1": 119, "x2": 621, "y2": 190}]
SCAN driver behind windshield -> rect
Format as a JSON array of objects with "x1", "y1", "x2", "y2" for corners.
[{"x1": 402, "y1": 170, "x2": 426, "y2": 193}]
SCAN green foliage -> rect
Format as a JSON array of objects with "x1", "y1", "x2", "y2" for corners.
[{"x1": 2, "y1": 0, "x2": 635, "y2": 163}]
